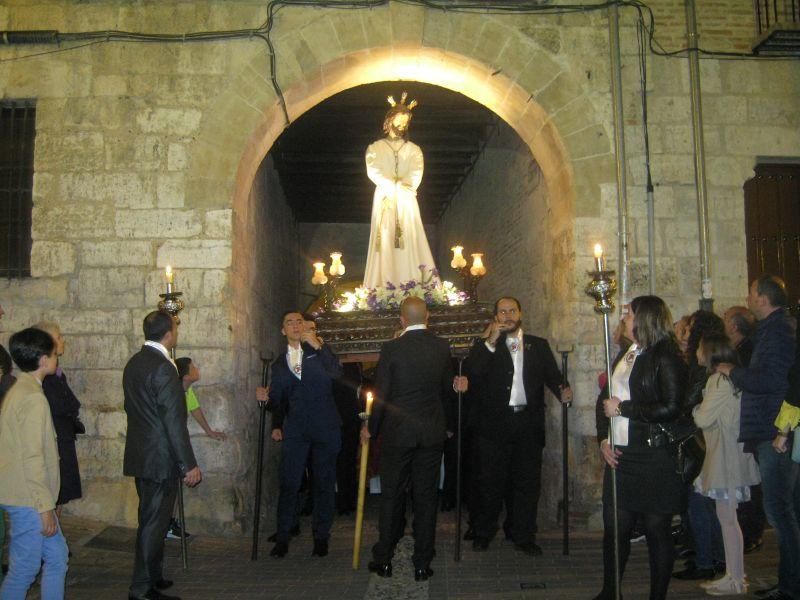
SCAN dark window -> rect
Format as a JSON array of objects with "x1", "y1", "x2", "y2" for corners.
[{"x1": 0, "y1": 100, "x2": 35, "y2": 278}]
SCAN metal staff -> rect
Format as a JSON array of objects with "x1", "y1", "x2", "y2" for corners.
[
  {"x1": 557, "y1": 345, "x2": 574, "y2": 556},
  {"x1": 585, "y1": 251, "x2": 620, "y2": 600},
  {"x1": 251, "y1": 354, "x2": 273, "y2": 560},
  {"x1": 352, "y1": 392, "x2": 374, "y2": 569},
  {"x1": 454, "y1": 356, "x2": 465, "y2": 562},
  {"x1": 158, "y1": 278, "x2": 188, "y2": 570}
]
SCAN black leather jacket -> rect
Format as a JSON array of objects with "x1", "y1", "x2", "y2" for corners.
[{"x1": 619, "y1": 338, "x2": 688, "y2": 448}]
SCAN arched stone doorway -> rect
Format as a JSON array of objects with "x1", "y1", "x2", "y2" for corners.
[{"x1": 223, "y1": 43, "x2": 602, "y2": 529}]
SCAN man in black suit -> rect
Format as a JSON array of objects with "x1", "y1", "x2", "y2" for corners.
[
  {"x1": 467, "y1": 296, "x2": 572, "y2": 556},
  {"x1": 268, "y1": 311, "x2": 343, "y2": 559},
  {"x1": 364, "y1": 297, "x2": 467, "y2": 581},
  {"x1": 123, "y1": 310, "x2": 201, "y2": 600}
]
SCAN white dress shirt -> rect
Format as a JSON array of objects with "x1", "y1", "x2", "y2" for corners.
[
  {"x1": 144, "y1": 340, "x2": 177, "y2": 372},
  {"x1": 485, "y1": 328, "x2": 527, "y2": 407},
  {"x1": 609, "y1": 343, "x2": 640, "y2": 447},
  {"x1": 287, "y1": 343, "x2": 303, "y2": 380}
]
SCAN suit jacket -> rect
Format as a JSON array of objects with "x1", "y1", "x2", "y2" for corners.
[
  {"x1": 369, "y1": 328, "x2": 455, "y2": 448},
  {"x1": 467, "y1": 333, "x2": 563, "y2": 445},
  {"x1": 123, "y1": 345, "x2": 197, "y2": 480},
  {"x1": 269, "y1": 342, "x2": 343, "y2": 442}
]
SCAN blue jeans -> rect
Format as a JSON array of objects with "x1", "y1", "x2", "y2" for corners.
[
  {"x1": 0, "y1": 505, "x2": 68, "y2": 600},
  {"x1": 687, "y1": 489, "x2": 724, "y2": 569},
  {"x1": 755, "y1": 440, "x2": 800, "y2": 597}
]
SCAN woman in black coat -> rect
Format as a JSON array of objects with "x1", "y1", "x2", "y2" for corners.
[
  {"x1": 593, "y1": 296, "x2": 688, "y2": 600},
  {"x1": 37, "y1": 321, "x2": 83, "y2": 511}
]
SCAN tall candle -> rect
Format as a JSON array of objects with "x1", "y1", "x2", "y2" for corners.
[{"x1": 593, "y1": 244, "x2": 604, "y2": 271}]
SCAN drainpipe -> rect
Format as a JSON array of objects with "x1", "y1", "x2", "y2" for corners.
[
  {"x1": 685, "y1": 0, "x2": 713, "y2": 311},
  {"x1": 608, "y1": 4, "x2": 630, "y2": 308}
]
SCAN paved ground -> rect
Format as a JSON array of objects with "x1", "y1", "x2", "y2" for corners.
[{"x1": 19, "y1": 503, "x2": 782, "y2": 599}]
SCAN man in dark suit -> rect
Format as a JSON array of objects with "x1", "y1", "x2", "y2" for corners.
[
  {"x1": 467, "y1": 296, "x2": 572, "y2": 556},
  {"x1": 123, "y1": 310, "x2": 201, "y2": 600},
  {"x1": 268, "y1": 311, "x2": 343, "y2": 559},
  {"x1": 364, "y1": 297, "x2": 467, "y2": 581}
]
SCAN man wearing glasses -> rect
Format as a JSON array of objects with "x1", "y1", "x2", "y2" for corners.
[{"x1": 466, "y1": 296, "x2": 572, "y2": 556}]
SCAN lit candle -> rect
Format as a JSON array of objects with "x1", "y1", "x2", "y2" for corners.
[
  {"x1": 165, "y1": 265, "x2": 174, "y2": 284},
  {"x1": 450, "y1": 245, "x2": 467, "y2": 269},
  {"x1": 366, "y1": 391, "x2": 373, "y2": 416},
  {"x1": 470, "y1": 253, "x2": 486, "y2": 277},
  {"x1": 593, "y1": 244, "x2": 604, "y2": 271},
  {"x1": 329, "y1": 252, "x2": 345, "y2": 277},
  {"x1": 311, "y1": 261, "x2": 328, "y2": 286}
]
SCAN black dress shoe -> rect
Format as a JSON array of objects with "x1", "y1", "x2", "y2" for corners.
[
  {"x1": 463, "y1": 527, "x2": 476, "y2": 541},
  {"x1": 414, "y1": 567, "x2": 434, "y2": 581},
  {"x1": 672, "y1": 565, "x2": 715, "y2": 580},
  {"x1": 269, "y1": 542, "x2": 288, "y2": 558},
  {"x1": 128, "y1": 589, "x2": 181, "y2": 600},
  {"x1": 472, "y1": 537, "x2": 489, "y2": 551},
  {"x1": 154, "y1": 579, "x2": 173, "y2": 590},
  {"x1": 312, "y1": 539, "x2": 328, "y2": 557},
  {"x1": 266, "y1": 525, "x2": 300, "y2": 543},
  {"x1": 515, "y1": 541, "x2": 542, "y2": 556},
  {"x1": 754, "y1": 585, "x2": 778, "y2": 598},
  {"x1": 368, "y1": 561, "x2": 392, "y2": 577}
]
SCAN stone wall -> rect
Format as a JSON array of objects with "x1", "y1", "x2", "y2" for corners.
[{"x1": 0, "y1": 0, "x2": 798, "y2": 532}]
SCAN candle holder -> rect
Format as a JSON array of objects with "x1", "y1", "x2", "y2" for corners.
[
  {"x1": 156, "y1": 268, "x2": 187, "y2": 570},
  {"x1": 584, "y1": 251, "x2": 621, "y2": 600},
  {"x1": 312, "y1": 253, "x2": 346, "y2": 312},
  {"x1": 450, "y1": 247, "x2": 486, "y2": 303}
]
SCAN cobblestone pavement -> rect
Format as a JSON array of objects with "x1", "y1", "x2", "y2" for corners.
[{"x1": 25, "y1": 504, "x2": 779, "y2": 599}]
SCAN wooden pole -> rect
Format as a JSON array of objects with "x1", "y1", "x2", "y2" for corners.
[{"x1": 352, "y1": 392, "x2": 373, "y2": 570}]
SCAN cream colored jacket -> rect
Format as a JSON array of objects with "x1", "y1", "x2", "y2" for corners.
[
  {"x1": 693, "y1": 372, "x2": 760, "y2": 494},
  {"x1": 0, "y1": 371, "x2": 60, "y2": 512}
]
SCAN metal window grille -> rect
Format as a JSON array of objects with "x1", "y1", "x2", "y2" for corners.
[
  {"x1": 754, "y1": 0, "x2": 800, "y2": 35},
  {"x1": 0, "y1": 100, "x2": 35, "y2": 278}
]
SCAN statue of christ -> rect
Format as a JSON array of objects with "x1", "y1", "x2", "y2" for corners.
[{"x1": 362, "y1": 93, "x2": 438, "y2": 289}]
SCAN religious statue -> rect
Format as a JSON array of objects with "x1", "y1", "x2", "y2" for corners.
[{"x1": 362, "y1": 93, "x2": 438, "y2": 289}]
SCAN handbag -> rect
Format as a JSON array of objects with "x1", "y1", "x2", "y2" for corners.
[{"x1": 658, "y1": 423, "x2": 706, "y2": 483}]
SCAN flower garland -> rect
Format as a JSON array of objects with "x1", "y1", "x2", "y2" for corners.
[{"x1": 335, "y1": 266, "x2": 468, "y2": 312}]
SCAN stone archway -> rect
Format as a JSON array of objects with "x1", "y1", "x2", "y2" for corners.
[{"x1": 226, "y1": 43, "x2": 596, "y2": 528}]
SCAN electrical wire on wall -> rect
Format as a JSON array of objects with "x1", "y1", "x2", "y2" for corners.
[{"x1": 0, "y1": 0, "x2": 795, "y2": 127}]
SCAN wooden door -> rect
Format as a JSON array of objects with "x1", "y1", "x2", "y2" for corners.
[{"x1": 743, "y1": 164, "x2": 800, "y2": 313}]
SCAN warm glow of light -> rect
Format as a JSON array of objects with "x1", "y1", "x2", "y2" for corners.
[
  {"x1": 366, "y1": 391, "x2": 373, "y2": 415},
  {"x1": 470, "y1": 253, "x2": 486, "y2": 277},
  {"x1": 165, "y1": 265, "x2": 174, "y2": 284},
  {"x1": 450, "y1": 245, "x2": 467, "y2": 269},
  {"x1": 593, "y1": 244, "x2": 604, "y2": 271},
  {"x1": 311, "y1": 262, "x2": 328, "y2": 286},
  {"x1": 594, "y1": 244, "x2": 603, "y2": 259},
  {"x1": 329, "y1": 252, "x2": 345, "y2": 277}
]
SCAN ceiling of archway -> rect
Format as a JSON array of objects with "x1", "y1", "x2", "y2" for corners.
[{"x1": 270, "y1": 81, "x2": 498, "y2": 225}]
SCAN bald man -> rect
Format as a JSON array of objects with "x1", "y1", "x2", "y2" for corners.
[{"x1": 362, "y1": 297, "x2": 467, "y2": 581}]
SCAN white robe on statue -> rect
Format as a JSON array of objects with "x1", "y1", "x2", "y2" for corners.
[{"x1": 363, "y1": 137, "x2": 438, "y2": 289}]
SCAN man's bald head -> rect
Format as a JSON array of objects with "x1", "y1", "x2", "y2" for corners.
[{"x1": 400, "y1": 296, "x2": 428, "y2": 327}]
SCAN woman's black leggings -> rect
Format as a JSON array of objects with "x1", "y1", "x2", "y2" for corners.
[{"x1": 599, "y1": 469, "x2": 676, "y2": 600}]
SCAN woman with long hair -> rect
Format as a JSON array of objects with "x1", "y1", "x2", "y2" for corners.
[
  {"x1": 594, "y1": 295, "x2": 688, "y2": 600},
  {"x1": 693, "y1": 333, "x2": 760, "y2": 596}
]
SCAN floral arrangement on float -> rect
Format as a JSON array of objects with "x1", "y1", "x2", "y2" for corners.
[{"x1": 335, "y1": 266, "x2": 468, "y2": 312}]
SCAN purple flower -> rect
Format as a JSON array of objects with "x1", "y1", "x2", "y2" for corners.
[
  {"x1": 418, "y1": 264, "x2": 426, "y2": 271},
  {"x1": 385, "y1": 281, "x2": 396, "y2": 290}
]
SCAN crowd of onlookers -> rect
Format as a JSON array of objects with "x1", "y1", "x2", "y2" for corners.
[
  {"x1": 1, "y1": 273, "x2": 798, "y2": 600},
  {"x1": 594, "y1": 274, "x2": 800, "y2": 600}
]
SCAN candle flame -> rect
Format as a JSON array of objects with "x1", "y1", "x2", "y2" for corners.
[
  {"x1": 165, "y1": 265, "x2": 174, "y2": 284},
  {"x1": 594, "y1": 244, "x2": 603, "y2": 259}
]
